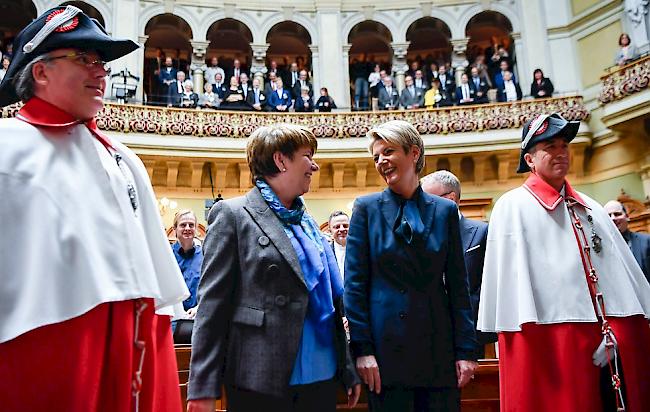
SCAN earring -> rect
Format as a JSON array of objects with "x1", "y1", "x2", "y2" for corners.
[{"x1": 282, "y1": 168, "x2": 287, "y2": 172}]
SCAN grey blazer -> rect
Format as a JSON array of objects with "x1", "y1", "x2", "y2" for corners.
[{"x1": 187, "y1": 188, "x2": 358, "y2": 400}]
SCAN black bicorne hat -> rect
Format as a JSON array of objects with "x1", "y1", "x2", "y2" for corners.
[
  {"x1": 516, "y1": 113, "x2": 580, "y2": 173},
  {"x1": 0, "y1": 5, "x2": 139, "y2": 107}
]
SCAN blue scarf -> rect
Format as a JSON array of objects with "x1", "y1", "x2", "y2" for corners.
[{"x1": 256, "y1": 179, "x2": 344, "y2": 335}]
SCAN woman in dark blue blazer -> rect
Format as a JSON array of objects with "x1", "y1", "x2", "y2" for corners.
[{"x1": 343, "y1": 120, "x2": 478, "y2": 412}]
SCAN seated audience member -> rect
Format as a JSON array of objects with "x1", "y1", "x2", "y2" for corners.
[
  {"x1": 399, "y1": 75, "x2": 424, "y2": 109},
  {"x1": 469, "y1": 67, "x2": 489, "y2": 104},
  {"x1": 497, "y1": 71, "x2": 522, "y2": 102},
  {"x1": 424, "y1": 78, "x2": 453, "y2": 108},
  {"x1": 378, "y1": 76, "x2": 399, "y2": 110},
  {"x1": 294, "y1": 85, "x2": 314, "y2": 112},
  {"x1": 172, "y1": 210, "x2": 203, "y2": 319},
  {"x1": 204, "y1": 57, "x2": 224, "y2": 87},
  {"x1": 368, "y1": 64, "x2": 382, "y2": 99},
  {"x1": 292, "y1": 69, "x2": 313, "y2": 100},
  {"x1": 413, "y1": 69, "x2": 429, "y2": 90},
  {"x1": 199, "y1": 82, "x2": 220, "y2": 109},
  {"x1": 604, "y1": 200, "x2": 650, "y2": 284},
  {"x1": 246, "y1": 77, "x2": 267, "y2": 111},
  {"x1": 213, "y1": 72, "x2": 226, "y2": 99},
  {"x1": 316, "y1": 87, "x2": 337, "y2": 112},
  {"x1": 493, "y1": 59, "x2": 516, "y2": 90},
  {"x1": 615, "y1": 33, "x2": 638, "y2": 67},
  {"x1": 167, "y1": 71, "x2": 186, "y2": 107},
  {"x1": 437, "y1": 64, "x2": 455, "y2": 96},
  {"x1": 179, "y1": 80, "x2": 199, "y2": 109},
  {"x1": 530, "y1": 68, "x2": 554, "y2": 99},
  {"x1": 267, "y1": 77, "x2": 292, "y2": 112},
  {"x1": 0, "y1": 56, "x2": 9, "y2": 81},
  {"x1": 239, "y1": 73, "x2": 253, "y2": 102},
  {"x1": 456, "y1": 73, "x2": 477, "y2": 105},
  {"x1": 220, "y1": 75, "x2": 247, "y2": 111},
  {"x1": 328, "y1": 210, "x2": 350, "y2": 280}
]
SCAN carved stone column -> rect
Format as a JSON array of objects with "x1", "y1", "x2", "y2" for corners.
[
  {"x1": 309, "y1": 45, "x2": 321, "y2": 94},
  {"x1": 190, "y1": 40, "x2": 210, "y2": 95},
  {"x1": 450, "y1": 38, "x2": 469, "y2": 86},
  {"x1": 137, "y1": 35, "x2": 148, "y2": 103},
  {"x1": 250, "y1": 43, "x2": 270, "y2": 85},
  {"x1": 625, "y1": 1, "x2": 650, "y2": 55},
  {"x1": 390, "y1": 42, "x2": 410, "y2": 92},
  {"x1": 512, "y1": 33, "x2": 526, "y2": 88},
  {"x1": 342, "y1": 44, "x2": 352, "y2": 109}
]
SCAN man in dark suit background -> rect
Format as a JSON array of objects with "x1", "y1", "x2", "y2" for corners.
[
  {"x1": 468, "y1": 67, "x2": 489, "y2": 104},
  {"x1": 158, "y1": 56, "x2": 177, "y2": 103},
  {"x1": 437, "y1": 64, "x2": 456, "y2": 97},
  {"x1": 496, "y1": 71, "x2": 522, "y2": 102},
  {"x1": 212, "y1": 72, "x2": 226, "y2": 100},
  {"x1": 167, "y1": 70, "x2": 186, "y2": 107},
  {"x1": 328, "y1": 210, "x2": 350, "y2": 281},
  {"x1": 455, "y1": 73, "x2": 477, "y2": 105},
  {"x1": 246, "y1": 77, "x2": 267, "y2": 111},
  {"x1": 605, "y1": 200, "x2": 650, "y2": 285},
  {"x1": 377, "y1": 76, "x2": 399, "y2": 110},
  {"x1": 422, "y1": 170, "x2": 497, "y2": 358},
  {"x1": 292, "y1": 69, "x2": 313, "y2": 100},
  {"x1": 267, "y1": 77, "x2": 292, "y2": 112},
  {"x1": 399, "y1": 75, "x2": 424, "y2": 109}
]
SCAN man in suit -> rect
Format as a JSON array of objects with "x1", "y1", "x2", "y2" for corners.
[
  {"x1": 493, "y1": 59, "x2": 516, "y2": 91},
  {"x1": 239, "y1": 72, "x2": 253, "y2": 103},
  {"x1": 399, "y1": 75, "x2": 424, "y2": 109},
  {"x1": 497, "y1": 71, "x2": 522, "y2": 102},
  {"x1": 292, "y1": 69, "x2": 313, "y2": 100},
  {"x1": 284, "y1": 62, "x2": 300, "y2": 92},
  {"x1": 204, "y1": 56, "x2": 224, "y2": 87},
  {"x1": 437, "y1": 64, "x2": 455, "y2": 96},
  {"x1": 167, "y1": 70, "x2": 186, "y2": 107},
  {"x1": 455, "y1": 73, "x2": 477, "y2": 105},
  {"x1": 378, "y1": 76, "x2": 399, "y2": 110},
  {"x1": 604, "y1": 200, "x2": 650, "y2": 284},
  {"x1": 328, "y1": 210, "x2": 349, "y2": 281},
  {"x1": 246, "y1": 77, "x2": 267, "y2": 111},
  {"x1": 158, "y1": 56, "x2": 177, "y2": 103},
  {"x1": 212, "y1": 72, "x2": 226, "y2": 99},
  {"x1": 413, "y1": 70, "x2": 429, "y2": 91},
  {"x1": 268, "y1": 77, "x2": 292, "y2": 112},
  {"x1": 226, "y1": 59, "x2": 246, "y2": 83},
  {"x1": 469, "y1": 67, "x2": 489, "y2": 104},
  {"x1": 422, "y1": 171, "x2": 497, "y2": 358}
]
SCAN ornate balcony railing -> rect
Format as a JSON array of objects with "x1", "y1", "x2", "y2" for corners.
[
  {"x1": 599, "y1": 55, "x2": 650, "y2": 104},
  {"x1": 2, "y1": 96, "x2": 588, "y2": 138}
]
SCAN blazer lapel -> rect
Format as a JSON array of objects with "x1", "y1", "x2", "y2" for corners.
[
  {"x1": 380, "y1": 188, "x2": 400, "y2": 230},
  {"x1": 460, "y1": 216, "x2": 478, "y2": 252},
  {"x1": 243, "y1": 189, "x2": 306, "y2": 287},
  {"x1": 419, "y1": 192, "x2": 438, "y2": 240}
]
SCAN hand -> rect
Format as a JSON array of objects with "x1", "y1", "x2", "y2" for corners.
[
  {"x1": 456, "y1": 360, "x2": 478, "y2": 388},
  {"x1": 538, "y1": 90, "x2": 546, "y2": 96},
  {"x1": 356, "y1": 355, "x2": 381, "y2": 394},
  {"x1": 186, "y1": 306, "x2": 198, "y2": 319},
  {"x1": 347, "y1": 384, "x2": 361, "y2": 408},
  {"x1": 187, "y1": 398, "x2": 215, "y2": 412},
  {"x1": 593, "y1": 333, "x2": 618, "y2": 367}
]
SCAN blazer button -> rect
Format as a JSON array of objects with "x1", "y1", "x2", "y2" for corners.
[
  {"x1": 275, "y1": 295, "x2": 287, "y2": 307},
  {"x1": 400, "y1": 289, "x2": 406, "y2": 294},
  {"x1": 399, "y1": 311, "x2": 407, "y2": 319},
  {"x1": 258, "y1": 236, "x2": 270, "y2": 246}
]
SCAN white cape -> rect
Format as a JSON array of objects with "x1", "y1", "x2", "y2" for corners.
[
  {"x1": 0, "y1": 118, "x2": 189, "y2": 343},
  {"x1": 478, "y1": 185, "x2": 650, "y2": 333}
]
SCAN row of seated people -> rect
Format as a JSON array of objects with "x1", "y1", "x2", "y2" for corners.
[{"x1": 169, "y1": 73, "x2": 337, "y2": 112}]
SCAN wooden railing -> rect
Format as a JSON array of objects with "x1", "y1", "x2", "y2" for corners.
[
  {"x1": 175, "y1": 345, "x2": 499, "y2": 412},
  {"x1": 599, "y1": 55, "x2": 650, "y2": 104},
  {"x1": 1, "y1": 96, "x2": 588, "y2": 139}
]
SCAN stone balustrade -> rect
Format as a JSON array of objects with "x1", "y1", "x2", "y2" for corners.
[{"x1": 599, "y1": 55, "x2": 650, "y2": 104}]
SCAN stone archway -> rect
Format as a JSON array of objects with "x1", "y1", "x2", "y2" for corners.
[
  {"x1": 406, "y1": 17, "x2": 452, "y2": 80},
  {"x1": 205, "y1": 18, "x2": 252, "y2": 84},
  {"x1": 266, "y1": 20, "x2": 312, "y2": 86},
  {"x1": 0, "y1": 0, "x2": 37, "y2": 57},
  {"x1": 143, "y1": 13, "x2": 193, "y2": 105},
  {"x1": 465, "y1": 11, "x2": 514, "y2": 83}
]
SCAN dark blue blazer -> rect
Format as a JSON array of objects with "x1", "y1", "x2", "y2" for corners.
[
  {"x1": 158, "y1": 67, "x2": 177, "y2": 85},
  {"x1": 629, "y1": 231, "x2": 650, "y2": 285},
  {"x1": 344, "y1": 189, "x2": 477, "y2": 388},
  {"x1": 460, "y1": 216, "x2": 496, "y2": 357},
  {"x1": 267, "y1": 88, "x2": 293, "y2": 111}
]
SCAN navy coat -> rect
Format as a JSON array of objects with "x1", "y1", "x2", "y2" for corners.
[
  {"x1": 459, "y1": 216, "x2": 496, "y2": 357},
  {"x1": 629, "y1": 230, "x2": 650, "y2": 285},
  {"x1": 344, "y1": 188, "x2": 477, "y2": 388},
  {"x1": 267, "y1": 88, "x2": 292, "y2": 111}
]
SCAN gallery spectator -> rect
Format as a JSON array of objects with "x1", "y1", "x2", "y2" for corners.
[
  {"x1": 428, "y1": 62, "x2": 439, "y2": 83},
  {"x1": 316, "y1": 87, "x2": 337, "y2": 112},
  {"x1": 167, "y1": 70, "x2": 185, "y2": 107},
  {"x1": 368, "y1": 64, "x2": 382, "y2": 99},
  {"x1": 399, "y1": 75, "x2": 424, "y2": 109},
  {"x1": 530, "y1": 68, "x2": 554, "y2": 99},
  {"x1": 494, "y1": 60, "x2": 516, "y2": 90},
  {"x1": 159, "y1": 56, "x2": 177, "y2": 103},
  {"x1": 199, "y1": 81, "x2": 219, "y2": 109},
  {"x1": 179, "y1": 80, "x2": 199, "y2": 109},
  {"x1": 497, "y1": 71, "x2": 522, "y2": 102},
  {"x1": 456, "y1": 73, "x2": 477, "y2": 105},
  {"x1": 204, "y1": 57, "x2": 224, "y2": 87},
  {"x1": 468, "y1": 67, "x2": 489, "y2": 104},
  {"x1": 265, "y1": 71, "x2": 279, "y2": 96},
  {"x1": 213, "y1": 72, "x2": 226, "y2": 99},
  {"x1": 615, "y1": 33, "x2": 638, "y2": 66},
  {"x1": 227, "y1": 59, "x2": 245, "y2": 83},
  {"x1": 350, "y1": 56, "x2": 371, "y2": 109},
  {"x1": 240, "y1": 72, "x2": 252, "y2": 101},
  {"x1": 292, "y1": 69, "x2": 313, "y2": 100},
  {"x1": 489, "y1": 44, "x2": 512, "y2": 78},
  {"x1": 472, "y1": 54, "x2": 492, "y2": 88},
  {"x1": 425, "y1": 78, "x2": 453, "y2": 108},
  {"x1": 378, "y1": 76, "x2": 399, "y2": 110},
  {"x1": 414, "y1": 69, "x2": 429, "y2": 90},
  {"x1": 246, "y1": 77, "x2": 267, "y2": 111},
  {"x1": 268, "y1": 77, "x2": 292, "y2": 112},
  {"x1": 438, "y1": 64, "x2": 455, "y2": 96},
  {"x1": 604, "y1": 200, "x2": 650, "y2": 284},
  {"x1": 0, "y1": 56, "x2": 9, "y2": 81},
  {"x1": 220, "y1": 75, "x2": 247, "y2": 111},
  {"x1": 286, "y1": 62, "x2": 300, "y2": 91},
  {"x1": 294, "y1": 85, "x2": 314, "y2": 112},
  {"x1": 405, "y1": 60, "x2": 420, "y2": 79}
]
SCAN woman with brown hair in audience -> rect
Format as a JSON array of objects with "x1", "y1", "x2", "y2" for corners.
[{"x1": 530, "y1": 68, "x2": 554, "y2": 99}]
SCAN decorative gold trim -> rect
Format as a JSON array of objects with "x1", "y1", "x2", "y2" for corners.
[{"x1": 599, "y1": 55, "x2": 650, "y2": 104}]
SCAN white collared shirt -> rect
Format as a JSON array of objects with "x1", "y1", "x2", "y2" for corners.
[
  {"x1": 333, "y1": 241, "x2": 346, "y2": 280},
  {"x1": 504, "y1": 80, "x2": 517, "y2": 101}
]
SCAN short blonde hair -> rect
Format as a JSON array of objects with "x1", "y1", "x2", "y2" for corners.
[
  {"x1": 246, "y1": 124, "x2": 318, "y2": 183},
  {"x1": 173, "y1": 209, "x2": 197, "y2": 228},
  {"x1": 367, "y1": 120, "x2": 425, "y2": 173}
]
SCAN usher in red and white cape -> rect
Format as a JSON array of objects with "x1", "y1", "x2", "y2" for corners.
[{"x1": 478, "y1": 173, "x2": 650, "y2": 412}]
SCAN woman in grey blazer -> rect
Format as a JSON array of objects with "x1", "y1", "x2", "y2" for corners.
[{"x1": 187, "y1": 124, "x2": 360, "y2": 412}]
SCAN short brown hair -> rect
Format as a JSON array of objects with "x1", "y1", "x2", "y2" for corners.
[
  {"x1": 246, "y1": 124, "x2": 318, "y2": 183},
  {"x1": 367, "y1": 120, "x2": 425, "y2": 173}
]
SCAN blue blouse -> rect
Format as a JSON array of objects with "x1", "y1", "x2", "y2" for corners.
[{"x1": 172, "y1": 242, "x2": 203, "y2": 311}]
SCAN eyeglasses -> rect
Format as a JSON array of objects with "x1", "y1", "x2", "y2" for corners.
[{"x1": 45, "y1": 51, "x2": 111, "y2": 75}]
